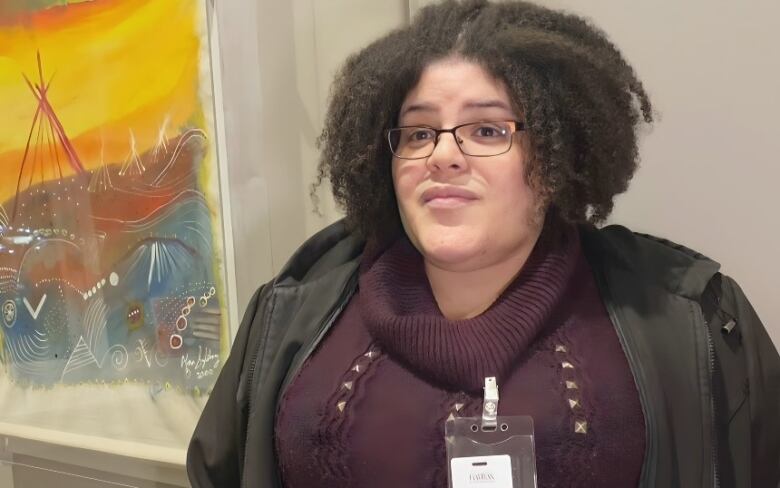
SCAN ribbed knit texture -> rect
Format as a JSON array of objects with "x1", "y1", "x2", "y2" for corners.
[{"x1": 359, "y1": 226, "x2": 578, "y2": 392}]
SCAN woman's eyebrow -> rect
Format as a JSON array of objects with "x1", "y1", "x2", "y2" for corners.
[
  {"x1": 399, "y1": 102, "x2": 436, "y2": 118},
  {"x1": 462, "y1": 100, "x2": 513, "y2": 111}
]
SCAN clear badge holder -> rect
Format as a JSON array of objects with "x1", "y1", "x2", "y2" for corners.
[{"x1": 445, "y1": 377, "x2": 537, "y2": 488}]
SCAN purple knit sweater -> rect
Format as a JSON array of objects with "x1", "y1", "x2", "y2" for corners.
[{"x1": 275, "y1": 227, "x2": 645, "y2": 487}]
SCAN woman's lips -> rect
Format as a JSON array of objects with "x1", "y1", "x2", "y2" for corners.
[
  {"x1": 421, "y1": 186, "x2": 479, "y2": 209},
  {"x1": 424, "y1": 196, "x2": 476, "y2": 209}
]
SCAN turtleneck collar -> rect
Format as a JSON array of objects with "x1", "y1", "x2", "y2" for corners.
[{"x1": 357, "y1": 222, "x2": 581, "y2": 392}]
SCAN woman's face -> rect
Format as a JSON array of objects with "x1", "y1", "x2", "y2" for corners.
[{"x1": 392, "y1": 58, "x2": 543, "y2": 272}]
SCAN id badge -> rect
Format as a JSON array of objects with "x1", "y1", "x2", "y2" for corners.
[
  {"x1": 445, "y1": 378, "x2": 537, "y2": 488},
  {"x1": 446, "y1": 415, "x2": 537, "y2": 488}
]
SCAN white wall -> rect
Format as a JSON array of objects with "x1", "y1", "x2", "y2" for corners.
[
  {"x1": 222, "y1": 0, "x2": 408, "y2": 311},
  {"x1": 291, "y1": 0, "x2": 410, "y2": 238}
]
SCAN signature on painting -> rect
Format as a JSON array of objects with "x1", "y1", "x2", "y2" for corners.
[{"x1": 181, "y1": 346, "x2": 220, "y2": 379}]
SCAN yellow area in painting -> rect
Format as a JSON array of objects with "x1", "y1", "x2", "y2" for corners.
[{"x1": 0, "y1": 0, "x2": 202, "y2": 202}]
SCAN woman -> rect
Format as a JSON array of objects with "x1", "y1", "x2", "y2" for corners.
[{"x1": 188, "y1": 1, "x2": 780, "y2": 487}]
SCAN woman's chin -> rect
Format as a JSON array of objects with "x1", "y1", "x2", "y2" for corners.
[{"x1": 415, "y1": 234, "x2": 484, "y2": 269}]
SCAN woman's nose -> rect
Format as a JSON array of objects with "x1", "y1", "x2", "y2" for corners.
[{"x1": 425, "y1": 132, "x2": 467, "y2": 173}]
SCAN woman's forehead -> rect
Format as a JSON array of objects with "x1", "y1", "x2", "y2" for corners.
[{"x1": 400, "y1": 58, "x2": 514, "y2": 117}]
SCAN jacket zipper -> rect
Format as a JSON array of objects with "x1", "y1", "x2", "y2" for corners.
[
  {"x1": 591, "y1": 252, "x2": 721, "y2": 488},
  {"x1": 703, "y1": 315, "x2": 720, "y2": 488},
  {"x1": 241, "y1": 287, "x2": 275, "y2": 488},
  {"x1": 590, "y1": 265, "x2": 656, "y2": 488}
]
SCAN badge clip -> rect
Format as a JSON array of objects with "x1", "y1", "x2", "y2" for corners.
[{"x1": 482, "y1": 376, "x2": 499, "y2": 431}]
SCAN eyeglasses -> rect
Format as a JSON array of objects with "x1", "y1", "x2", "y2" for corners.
[{"x1": 386, "y1": 120, "x2": 525, "y2": 160}]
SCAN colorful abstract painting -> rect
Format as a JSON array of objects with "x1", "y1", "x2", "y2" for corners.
[{"x1": 0, "y1": 0, "x2": 227, "y2": 393}]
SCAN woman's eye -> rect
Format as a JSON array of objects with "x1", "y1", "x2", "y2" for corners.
[
  {"x1": 410, "y1": 130, "x2": 432, "y2": 141},
  {"x1": 474, "y1": 125, "x2": 503, "y2": 137}
]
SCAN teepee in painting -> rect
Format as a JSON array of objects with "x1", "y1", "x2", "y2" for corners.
[{"x1": 12, "y1": 52, "x2": 85, "y2": 220}]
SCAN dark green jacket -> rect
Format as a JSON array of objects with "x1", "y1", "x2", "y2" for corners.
[{"x1": 187, "y1": 220, "x2": 780, "y2": 488}]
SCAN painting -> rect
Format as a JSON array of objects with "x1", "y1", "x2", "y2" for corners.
[{"x1": 0, "y1": 0, "x2": 229, "y2": 410}]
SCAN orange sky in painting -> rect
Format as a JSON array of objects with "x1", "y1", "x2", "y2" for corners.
[{"x1": 0, "y1": 0, "x2": 205, "y2": 202}]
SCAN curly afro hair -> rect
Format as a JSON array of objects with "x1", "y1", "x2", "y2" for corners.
[{"x1": 315, "y1": 0, "x2": 652, "y2": 243}]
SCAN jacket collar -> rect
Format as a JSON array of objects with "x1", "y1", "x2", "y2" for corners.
[{"x1": 579, "y1": 224, "x2": 720, "y2": 301}]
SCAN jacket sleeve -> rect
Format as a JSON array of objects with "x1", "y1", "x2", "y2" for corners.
[
  {"x1": 721, "y1": 275, "x2": 780, "y2": 487},
  {"x1": 187, "y1": 285, "x2": 266, "y2": 488}
]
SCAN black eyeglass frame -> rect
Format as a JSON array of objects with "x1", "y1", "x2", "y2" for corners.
[{"x1": 386, "y1": 120, "x2": 526, "y2": 160}]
